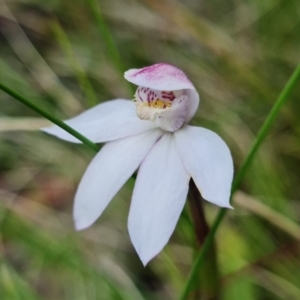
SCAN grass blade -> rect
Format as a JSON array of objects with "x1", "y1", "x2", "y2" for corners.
[
  {"x1": 0, "y1": 82, "x2": 99, "y2": 152},
  {"x1": 51, "y1": 20, "x2": 99, "y2": 107},
  {"x1": 85, "y1": 0, "x2": 133, "y2": 94}
]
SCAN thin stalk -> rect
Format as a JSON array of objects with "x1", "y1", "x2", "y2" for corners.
[
  {"x1": 0, "y1": 82, "x2": 99, "y2": 152},
  {"x1": 179, "y1": 63, "x2": 300, "y2": 300},
  {"x1": 188, "y1": 180, "x2": 219, "y2": 300}
]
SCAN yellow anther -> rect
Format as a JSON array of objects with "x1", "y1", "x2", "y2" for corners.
[{"x1": 149, "y1": 99, "x2": 172, "y2": 109}]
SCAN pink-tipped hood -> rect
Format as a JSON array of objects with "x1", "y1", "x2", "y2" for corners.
[{"x1": 124, "y1": 63, "x2": 200, "y2": 123}]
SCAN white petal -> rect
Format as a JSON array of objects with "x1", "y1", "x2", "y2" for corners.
[
  {"x1": 74, "y1": 129, "x2": 163, "y2": 230},
  {"x1": 42, "y1": 99, "x2": 156, "y2": 143},
  {"x1": 124, "y1": 63, "x2": 199, "y2": 121},
  {"x1": 128, "y1": 134, "x2": 190, "y2": 265},
  {"x1": 175, "y1": 125, "x2": 234, "y2": 208}
]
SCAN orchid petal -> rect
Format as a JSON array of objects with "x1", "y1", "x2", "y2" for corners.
[
  {"x1": 128, "y1": 134, "x2": 190, "y2": 265},
  {"x1": 42, "y1": 99, "x2": 156, "y2": 143},
  {"x1": 124, "y1": 63, "x2": 199, "y2": 122},
  {"x1": 175, "y1": 125, "x2": 234, "y2": 208},
  {"x1": 74, "y1": 129, "x2": 163, "y2": 230}
]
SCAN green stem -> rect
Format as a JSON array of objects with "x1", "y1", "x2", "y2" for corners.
[
  {"x1": 179, "y1": 63, "x2": 300, "y2": 300},
  {"x1": 0, "y1": 82, "x2": 99, "y2": 152}
]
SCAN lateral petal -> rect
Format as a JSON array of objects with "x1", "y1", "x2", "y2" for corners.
[
  {"x1": 74, "y1": 129, "x2": 163, "y2": 230},
  {"x1": 42, "y1": 99, "x2": 156, "y2": 143},
  {"x1": 175, "y1": 125, "x2": 234, "y2": 208},
  {"x1": 128, "y1": 134, "x2": 190, "y2": 265}
]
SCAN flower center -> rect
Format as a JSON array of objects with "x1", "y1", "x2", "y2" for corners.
[{"x1": 133, "y1": 87, "x2": 189, "y2": 132}]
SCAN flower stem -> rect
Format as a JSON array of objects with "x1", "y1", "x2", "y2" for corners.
[
  {"x1": 179, "y1": 63, "x2": 300, "y2": 300},
  {"x1": 0, "y1": 81, "x2": 99, "y2": 152},
  {"x1": 188, "y1": 180, "x2": 219, "y2": 300}
]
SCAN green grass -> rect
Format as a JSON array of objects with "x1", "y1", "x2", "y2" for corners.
[{"x1": 0, "y1": 0, "x2": 300, "y2": 299}]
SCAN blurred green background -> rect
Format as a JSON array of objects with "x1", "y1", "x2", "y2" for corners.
[{"x1": 0, "y1": 0, "x2": 300, "y2": 299}]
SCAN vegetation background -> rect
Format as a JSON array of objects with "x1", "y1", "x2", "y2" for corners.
[{"x1": 0, "y1": 0, "x2": 299, "y2": 299}]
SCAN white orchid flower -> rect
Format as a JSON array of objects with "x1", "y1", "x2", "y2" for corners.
[{"x1": 42, "y1": 63, "x2": 233, "y2": 265}]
